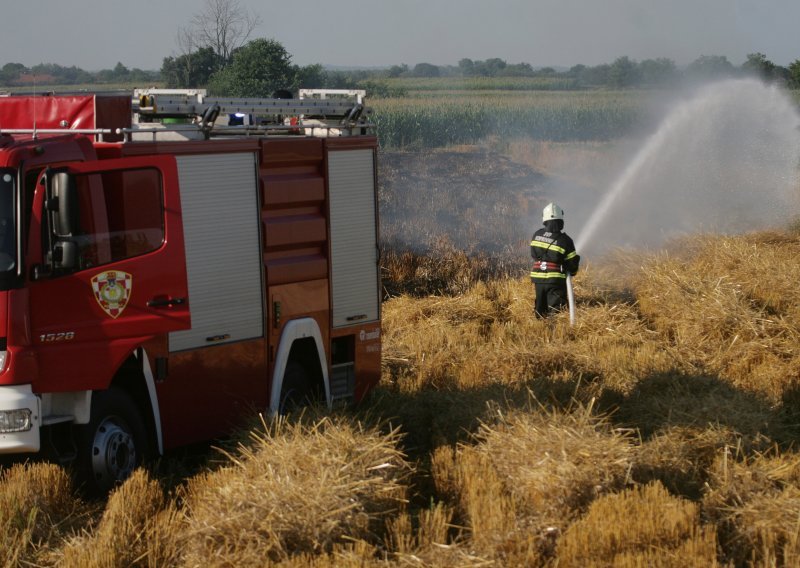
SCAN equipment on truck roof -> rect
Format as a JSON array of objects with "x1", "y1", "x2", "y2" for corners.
[{"x1": 0, "y1": 88, "x2": 373, "y2": 142}]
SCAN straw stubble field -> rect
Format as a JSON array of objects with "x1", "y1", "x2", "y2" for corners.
[{"x1": 4, "y1": 145, "x2": 800, "y2": 566}]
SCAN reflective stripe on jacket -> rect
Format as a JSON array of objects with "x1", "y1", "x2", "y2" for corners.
[{"x1": 530, "y1": 228, "x2": 580, "y2": 282}]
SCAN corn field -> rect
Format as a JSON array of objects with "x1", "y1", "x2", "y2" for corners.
[{"x1": 372, "y1": 91, "x2": 646, "y2": 149}]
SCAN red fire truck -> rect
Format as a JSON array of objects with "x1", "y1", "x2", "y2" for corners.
[{"x1": 0, "y1": 89, "x2": 381, "y2": 491}]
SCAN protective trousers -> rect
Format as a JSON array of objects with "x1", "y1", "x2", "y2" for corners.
[{"x1": 534, "y1": 281, "x2": 568, "y2": 318}]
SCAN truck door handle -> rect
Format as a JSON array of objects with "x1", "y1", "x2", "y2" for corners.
[
  {"x1": 206, "y1": 334, "x2": 231, "y2": 343},
  {"x1": 147, "y1": 296, "x2": 187, "y2": 308}
]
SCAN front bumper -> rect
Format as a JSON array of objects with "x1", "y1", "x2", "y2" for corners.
[{"x1": 0, "y1": 384, "x2": 40, "y2": 453}]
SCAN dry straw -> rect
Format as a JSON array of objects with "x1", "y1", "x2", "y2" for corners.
[
  {"x1": 703, "y1": 450, "x2": 800, "y2": 566},
  {"x1": 0, "y1": 462, "x2": 88, "y2": 566},
  {"x1": 58, "y1": 469, "x2": 181, "y2": 567},
  {"x1": 179, "y1": 414, "x2": 410, "y2": 565},
  {"x1": 5, "y1": 227, "x2": 800, "y2": 565},
  {"x1": 556, "y1": 481, "x2": 719, "y2": 566},
  {"x1": 430, "y1": 402, "x2": 635, "y2": 564}
]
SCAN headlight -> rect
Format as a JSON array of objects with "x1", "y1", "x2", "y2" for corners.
[{"x1": 0, "y1": 408, "x2": 32, "y2": 433}]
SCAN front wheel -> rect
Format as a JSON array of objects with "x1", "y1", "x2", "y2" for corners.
[{"x1": 77, "y1": 388, "x2": 148, "y2": 495}]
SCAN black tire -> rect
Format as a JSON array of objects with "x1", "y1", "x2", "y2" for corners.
[{"x1": 77, "y1": 388, "x2": 148, "y2": 495}]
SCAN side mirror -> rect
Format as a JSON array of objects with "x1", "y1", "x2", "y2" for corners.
[
  {"x1": 51, "y1": 172, "x2": 79, "y2": 237},
  {"x1": 41, "y1": 170, "x2": 80, "y2": 275}
]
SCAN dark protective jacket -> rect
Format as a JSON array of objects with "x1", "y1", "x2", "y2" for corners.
[{"x1": 530, "y1": 224, "x2": 580, "y2": 283}]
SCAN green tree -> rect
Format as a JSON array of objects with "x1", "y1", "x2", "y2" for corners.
[
  {"x1": 567, "y1": 64, "x2": 586, "y2": 77},
  {"x1": 208, "y1": 38, "x2": 296, "y2": 97},
  {"x1": 2, "y1": 62, "x2": 27, "y2": 75},
  {"x1": 500, "y1": 62, "x2": 534, "y2": 77},
  {"x1": 741, "y1": 52, "x2": 777, "y2": 81},
  {"x1": 60, "y1": 65, "x2": 93, "y2": 84},
  {"x1": 386, "y1": 64, "x2": 408, "y2": 78},
  {"x1": 0, "y1": 62, "x2": 27, "y2": 85},
  {"x1": 128, "y1": 68, "x2": 158, "y2": 84},
  {"x1": 639, "y1": 58, "x2": 677, "y2": 86},
  {"x1": 608, "y1": 56, "x2": 640, "y2": 88},
  {"x1": 581, "y1": 64, "x2": 611, "y2": 86},
  {"x1": 686, "y1": 55, "x2": 735, "y2": 79},
  {"x1": 113, "y1": 62, "x2": 130, "y2": 80},
  {"x1": 566, "y1": 63, "x2": 617, "y2": 87},
  {"x1": 458, "y1": 58, "x2": 474, "y2": 76},
  {"x1": 97, "y1": 70, "x2": 118, "y2": 83},
  {"x1": 479, "y1": 58, "x2": 507, "y2": 77},
  {"x1": 411, "y1": 63, "x2": 440, "y2": 77},
  {"x1": 788, "y1": 59, "x2": 800, "y2": 88},
  {"x1": 161, "y1": 46, "x2": 221, "y2": 88},
  {"x1": 296, "y1": 63, "x2": 326, "y2": 88}
]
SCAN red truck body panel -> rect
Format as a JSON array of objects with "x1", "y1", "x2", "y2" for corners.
[{"x1": 0, "y1": 95, "x2": 130, "y2": 141}]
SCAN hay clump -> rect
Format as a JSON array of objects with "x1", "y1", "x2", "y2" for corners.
[
  {"x1": 556, "y1": 481, "x2": 719, "y2": 566},
  {"x1": 432, "y1": 402, "x2": 635, "y2": 563},
  {"x1": 703, "y1": 450, "x2": 800, "y2": 566},
  {"x1": 0, "y1": 462, "x2": 87, "y2": 566},
  {"x1": 57, "y1": 468, "x2": 181, "y2": 567},
  {"x1": 385, "y1": 503, "x2": 492, "y2": 567},
  {"x1": 381, "y1": 277, "x2": 584, "y2": 395},
  {"x1": 635, "y1": 234, "x2": 800, "y2": 403},
  {"x1": 630, "y1": 425, "x2": 741, "y2": 499},
  {"x1": 180, "y1": 414, "x2": 410, "y2": 565}
]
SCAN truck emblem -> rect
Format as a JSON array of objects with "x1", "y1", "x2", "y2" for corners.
[{"x1": 91, "y1": 271, "x2": 133, "y2": 319}]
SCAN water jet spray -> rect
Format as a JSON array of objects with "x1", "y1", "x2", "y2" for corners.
[{"x1": 575, "y1": 79, "x2": 800, "y2": 256}]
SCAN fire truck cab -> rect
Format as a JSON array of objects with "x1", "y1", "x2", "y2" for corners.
[{"x1": 0, "y1": 89, "x2": 381, "y2": 491}]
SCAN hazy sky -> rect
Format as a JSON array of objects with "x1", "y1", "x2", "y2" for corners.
[{"x1": 2, "y1": 0, "x2": 798, "y2": 71}]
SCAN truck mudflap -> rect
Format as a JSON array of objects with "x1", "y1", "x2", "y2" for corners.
[{"x1": 0, "y1": 384, "x2": 41, "y2": 453}]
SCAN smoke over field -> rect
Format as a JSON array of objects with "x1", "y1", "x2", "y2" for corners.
[{"x1": 379, "y1": 79, "x2": 800, "y2": 265}]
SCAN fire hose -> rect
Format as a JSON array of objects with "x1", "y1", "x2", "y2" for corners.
[{"x1": 566, "y1": 273, "x2": 576, "y2": 326}]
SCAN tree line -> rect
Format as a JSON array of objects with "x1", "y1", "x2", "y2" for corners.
[
  {"x1": 0, "y1": 61, "x2": 159, "y2": 88},
  {"x1": 380, "y1": 53, "x2": 800, "y2": 89},
  {"x1": 3, "y1": 49, "x2": 799, "y2": 95}
]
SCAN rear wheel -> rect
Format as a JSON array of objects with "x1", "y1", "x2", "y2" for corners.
[{"x1": 77, "y1": 388, "x2": 148, "y2": 495}]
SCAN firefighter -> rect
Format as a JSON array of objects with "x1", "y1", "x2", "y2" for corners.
[{"x1": 530, "y1": 202, "x2": 580, "y2": 317}]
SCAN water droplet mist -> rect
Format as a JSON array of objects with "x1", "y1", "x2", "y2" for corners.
[{"x1": 574, "y1": 79, "x2": 800, "y2": 255}]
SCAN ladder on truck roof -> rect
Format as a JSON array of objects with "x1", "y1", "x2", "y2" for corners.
[
  {"x1": 299, "y1": 89, "x2": 366, "y2": 104},
  {"x1": 132, "y1": 90, "x2": 372, "y2": 140}
]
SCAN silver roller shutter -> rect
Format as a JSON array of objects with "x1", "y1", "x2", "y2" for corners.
[
  {"x1": 169, "y1": 152, "x2": 264, "y2": 352},
  {"x1": 328, "y1": 149, "x2": 379, "y2": 328}
]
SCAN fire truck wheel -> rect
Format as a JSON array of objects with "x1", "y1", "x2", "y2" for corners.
[{"x1": 78, "y1": 388, "x2": 149, "y2": 495}]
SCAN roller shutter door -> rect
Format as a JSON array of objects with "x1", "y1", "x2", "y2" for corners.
[
  {"x1": 169, "y1": 152, "x2": 264, "y2": 351},
  {"x1": 328, "y1": 149, "x2": 379, "y2": 328}
]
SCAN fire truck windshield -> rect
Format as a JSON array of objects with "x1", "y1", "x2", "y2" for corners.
[{"x1": 0, "y1": 170, "x2": 15, "y2": 274}]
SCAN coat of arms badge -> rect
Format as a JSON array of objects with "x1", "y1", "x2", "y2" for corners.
[{"x1": 91, "y1": 271, "x2": 132, "y2": 319}]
